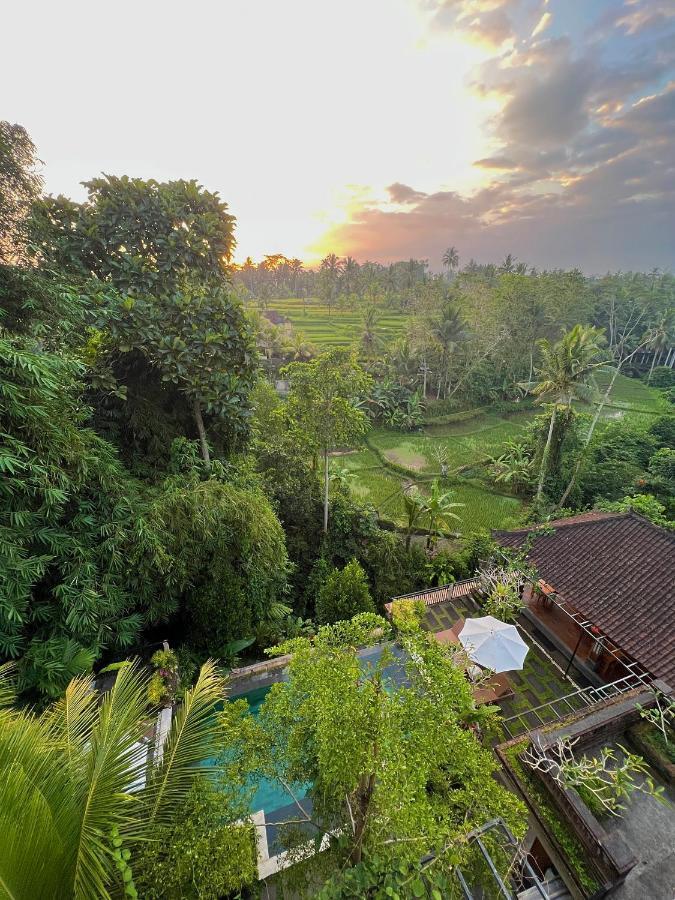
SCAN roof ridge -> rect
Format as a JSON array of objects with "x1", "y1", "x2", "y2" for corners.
[{"x1": 493, "y1": 510, "x2": 627, "y2": 536}]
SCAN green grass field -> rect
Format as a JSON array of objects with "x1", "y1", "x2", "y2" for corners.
[
  {"x1": 260, "y1": 297, "x2": 408, "y2": 348},
  {"x1": 338, "y1": 373, "x2": 666, "y2": 534}
]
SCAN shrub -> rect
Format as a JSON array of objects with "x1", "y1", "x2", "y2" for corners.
[
  {"x1": 390, "y1": 599, "x2": 426, "y2": 633},
  {"x1": 134, "y1": 781, "x2": 256, "y2": 899},
  {"x1": 147, "y1": 648, "x2": 180, "y2": 706},
  {"x1": 316, "y1": 559, "x2": 376, "y2": 624},
  {"x1": 648, "y1": 366, "x2": 675, "y2": 388}
]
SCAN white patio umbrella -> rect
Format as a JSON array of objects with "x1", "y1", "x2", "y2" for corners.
[{"x1": 458, "y1": 616, "x2": 529, "y2": 673}]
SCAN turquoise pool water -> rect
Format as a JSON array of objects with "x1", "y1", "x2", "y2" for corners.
[{"x1": 225, "y1": 684, "x2": 309, "y2": 815}]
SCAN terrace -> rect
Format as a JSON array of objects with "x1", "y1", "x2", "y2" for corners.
[{"x1": 393, "y1": 580, "x2": 596, "y2": 733}]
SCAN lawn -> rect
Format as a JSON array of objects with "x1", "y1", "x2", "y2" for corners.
[{"x1": 261, "y1": 297, "x2": 408, "y2": 348}]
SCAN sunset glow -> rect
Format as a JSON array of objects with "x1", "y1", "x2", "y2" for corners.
[{"x1": 3, "y1": 0, "x2": 675, "y2": 270}]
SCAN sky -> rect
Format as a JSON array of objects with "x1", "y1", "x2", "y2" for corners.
[{"x1": 3, "y1": 0, "x2": 675, "y2": 272}]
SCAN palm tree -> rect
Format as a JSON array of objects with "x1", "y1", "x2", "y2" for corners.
[
  {"x1": 289, "y1": 330, "x2": 317, "y2": 361},
  {"x1": 442, "y1": 246, "x2": 459, "y2": 277},
  {"x1": 499, "y1": 253, "x2": 516, "y2": 274},
  {"x1": 433, "y1": 304, "x2": 467, "y2": 399},
  {"x1": 0, "y1": 660, "x2": 226, "y2": 900},
  {"x1": 402, "y1": 487, "x2": 426, "y2": 551},
  {"x1": 647, "y1": 313, "x2": 674, "y2": 383},
  {"x1": 420, "y1": 480, "x2": 464, "y2": 548},
  {"x1": 341, "y1": 256, "x2": 360, "y2": 295},
  {"x1": 528, "y1": 325, "x2": 605, "y2": 503},
  {"x1": 360, "y1": 305, "x2": 382, "y2": 357}
]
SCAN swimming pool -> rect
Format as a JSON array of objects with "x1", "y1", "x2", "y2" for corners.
[{"x1": 222, "y1": 684, "x2": 309, "y2": 815}]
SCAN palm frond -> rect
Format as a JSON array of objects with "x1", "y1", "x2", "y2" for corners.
[
  {"x1": 70, "y1": 661, "x2": 150, "y2": 900},
  {"x1": 142, "y1": 660, "x2": 226, "y2": 831}
]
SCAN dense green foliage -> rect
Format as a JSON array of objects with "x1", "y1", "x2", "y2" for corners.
[
  {"x1": 0, "y1": 660, "x2": 247, "y2": 900},
  {"x1": 134, "y1": 781, "x2": 256, "y2": 899},
  {"x1": 229, "y1": 615, "x2": 526, "y2": 897},
  {"x1": 315, "y1": 558, "x2": 375, "y2": 624}
]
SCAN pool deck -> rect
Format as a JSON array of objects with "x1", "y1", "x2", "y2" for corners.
[{"x1": 422, "y1": 595, "x2": 591, "y2": 729}]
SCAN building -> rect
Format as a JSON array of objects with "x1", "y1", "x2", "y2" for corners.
[{"x1": 494, "y1": 511, "x2": 675, "y2": 689}]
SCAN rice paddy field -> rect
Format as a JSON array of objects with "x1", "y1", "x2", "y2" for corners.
[
  {"x1": 261, "y1": 297, "x2": 407, "y2": 348},
  {"x1": 336, "y1": 373, "x2": 667, "y2": 534}
]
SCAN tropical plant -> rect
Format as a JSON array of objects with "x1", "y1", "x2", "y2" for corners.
[
  {"x1": 402, "y1": 486, "x2": 426, "y2": 550},
  {"x1": 315, "y1": 558, "x2": 375, "y2": 624},
  {"x1": 442, "y1": 245, "x2": 459, "y2": 275},
  {"x1": 489, "y1": 440, "x2": 535, "y2": 495},
  {"x1": 420, "y1": 480, "x2": 464, "y2": 548},
  {"x1": 523, "y1": 736, "x2": 664, "y2": 818},
  {"x1": 389, "y1": 598, "x2": 426, "y2": 634},
  {"x1": 283, "y1": 349, "x2": 372, "y2": 531},
  {"x1": 0, "y1": 659, "x2": 245, "y2": 900},
  {"x1": 528, "y1": 324, "x2": 605, "y2": 502},
  {"x1": 238, "y1": 615, "x2": 526, "y2": 896}
]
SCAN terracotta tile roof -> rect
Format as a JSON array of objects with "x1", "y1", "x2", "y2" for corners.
[{"x1": 494, "y1": 513, "x2": 675, "y2": 687}]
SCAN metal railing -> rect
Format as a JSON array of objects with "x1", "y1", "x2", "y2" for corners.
[
  {"x1": 390, "y1": 577, "x2": 481, "y2": 606},
  {"x1": 501, "y1": 672, "x2": 649, "y2": 739}
]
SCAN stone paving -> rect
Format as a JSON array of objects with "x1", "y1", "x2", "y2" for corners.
[{"x1": 422, "y1": 598, "x2": 588, "y2": 731}]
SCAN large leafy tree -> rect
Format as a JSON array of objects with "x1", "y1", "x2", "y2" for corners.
[
  {"x1": 283, "y1": 349, "x2": 372, "y2": 531},
  {"x1": 528, "y1": 324, "x2": 605, "y2": 502},
  {"x1": 0, "y1": 121, "x2": 42, "y2": 263},
  {"x1": 30, "y1": 175, "x2": 256, "y2": 467},
  {"x1": 234, "y1": 615, "x2": 526, "y2": 897},
  {"x1": 0, "y1": 660, "x2": 254, "y2": 900}
]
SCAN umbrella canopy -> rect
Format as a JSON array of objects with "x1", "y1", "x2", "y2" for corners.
[{"x1": 458, "y1": 616, "x2": 529, "y2": 673}]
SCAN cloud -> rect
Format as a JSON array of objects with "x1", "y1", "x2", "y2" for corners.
[
  {"x1": 473, "y1": 156, "x2": 519, "y2": 169},
  {"x1": 319, "y1": 0, "x2": 675, "y2": 271},
  {"x1": 531, "y1": 10, "x2": 551, "y2": 38},
  {"x1": 499, "y1": 57, "x2": 596, "y2": 145},
  {"x1": 386, "y1": 182, "x2": 428, "y2": 204},
  {"x1": 425, "y1": 0, "x2": 517, "y2": 47}
]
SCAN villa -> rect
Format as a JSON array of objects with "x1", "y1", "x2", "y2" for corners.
[{"x1": 493, "y1": 511, "x2": 675, "y2": 690}]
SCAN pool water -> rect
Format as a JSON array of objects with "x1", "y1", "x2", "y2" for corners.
[{"x1": 222, "y1": 684, "x2": 309, "y2": 815}]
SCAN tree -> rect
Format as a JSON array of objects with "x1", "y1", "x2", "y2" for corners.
[
  {"x1": 315, "y1": 559, "x2": 375, "y2": 624},
  {"x1": 142, "y1": 472, "x2": 290, "y2": 654},
  {"x1": 283, "y1": 349, "x2": 372, "y2": 531},
  {"x1": 402, "y1": 486, "x2": 426, "y2": 550},
  {"x1": 319, "y1": 253, "x2": 344, "y2": 315},
  {"x1": 528, "y1": 325, "x2": 605, "y2": 502},
  {"x1": 432, "y1": 302, "x2": 467, "y2": 399},
  {"x1": 101, "y1": 278, "x2": 257, "y2": 467},
  {"x1": 0, "y1": 121, "x2": 42, "y2": 262},
  {"x1": 30, "y1": 175, "x2": 256, "y2": 467},
  {"x1": 442, "y1": 246, "x2": 459, "y2": 276},
  {"x1": 420, "y1": 480, "x2": 464, "y2": 548},
  {"x1": 359, "y1": 305, "x2": 382, "y2": 357},
  {"x1": 0, "y1": 659, "x2": 253, "y2": 900},
  {"x1": 239, "y1": 616, "x2": 525, "y2": 896}
]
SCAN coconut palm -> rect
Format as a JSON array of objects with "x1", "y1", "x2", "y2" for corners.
[
  {"x1": 420, "y1": 480, "x2": 464, "y2": 548},
  {"x1": 289, "y1": 330, "x2": 317, "y2": 361},
  {"x1": 359, "y1": 305, "x2": 383, "y2": 357},
  {"x1": 442, "y1": 246, "x2": 459, "y2": 275},
  {"x1": 433, "y1": 304, "x2": 467, "y2": 399},
  {"x1": 0, "y1": 659, "x2": 226, "y2": 900},
  {"x1": 646, "y1": 313, "x2": 674, "y2": 383},
  {"x1": 528, "y1": 324, "x2": 605, "y2": 502}
]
